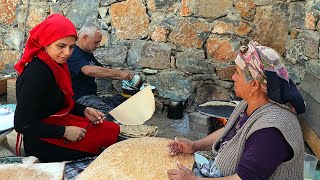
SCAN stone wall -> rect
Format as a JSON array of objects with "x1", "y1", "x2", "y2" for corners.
[{"x1": 1, "y1": 0, "x2": 320, "y2": 109}]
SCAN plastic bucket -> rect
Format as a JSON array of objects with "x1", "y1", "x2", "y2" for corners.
[{"x1": 304, "y1": 153, "x2": 318, "y2": 180}]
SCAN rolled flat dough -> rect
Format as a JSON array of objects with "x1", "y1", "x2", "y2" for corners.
[
  {"x1": 109, "y1": 86, "x2": 155, "y2": 125},
  {"x1": 77, "y1": 137, "x2": 195, "y2": 180}
]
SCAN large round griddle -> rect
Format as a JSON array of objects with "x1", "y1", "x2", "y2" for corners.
[{"x1": 196, "y1": 101, "x2": 237, "y2": 118}]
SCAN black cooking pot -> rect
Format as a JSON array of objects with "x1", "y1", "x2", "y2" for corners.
[{"x1": 167, "y1": 99, "x2": 186, "y2": 119}]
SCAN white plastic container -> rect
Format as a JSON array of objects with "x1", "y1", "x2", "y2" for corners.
[{"x1": 304, "y1": 153, "x2": 318, "y2": 180}]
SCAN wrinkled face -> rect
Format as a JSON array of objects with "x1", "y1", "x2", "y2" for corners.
[
  {"x1": 83, "y1": 31, "x2": 102, "y2": 53},
  {"x1": 45, "y1": 36, "x2": 76, "y2": 64},
  {"x1": 232, "y1": 65, "x2": 252, "y2": 99}
]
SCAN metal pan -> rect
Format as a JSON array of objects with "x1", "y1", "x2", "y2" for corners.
[{"x1": 195, "y1": 100, "x2": 237, "y2": 119}]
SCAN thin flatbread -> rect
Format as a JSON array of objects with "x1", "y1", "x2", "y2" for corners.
[
  {"x1": 0, "y1": 167, "x2": 52, "y2": 180},
  {"x1": 109, "y1": 86, "x2": 155, "y2": 125},
  {"x1": 0, "y1": 163, "x2": 64, "y2": 180},
  {"x1": 120, "y1": 125, "x2": 158, "y2": 138},
  {"x1": 77, "y1": 137, "x2": 195, "y2": 180}
]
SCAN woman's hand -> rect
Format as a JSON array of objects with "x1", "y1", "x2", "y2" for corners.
[
  {"x1": 64, "y1": 126, "x2": 86, "y2": 142},
  {"x1": 168, "y1": 137, "x2": 196, "y2": 156},
  {"x1": 84, "y1": 107, "x2": 106, "y2": 124},
  {"x1": 167, "y1": 163, "x2": 197, "y2": 180}
]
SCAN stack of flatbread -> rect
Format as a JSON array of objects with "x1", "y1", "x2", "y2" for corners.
[
  {"x1": 199, "y1": 101, "x2": 237, "y2": 107},
  {"x1": 120, "y1": 125, "x2": 158, "y2": 138}
]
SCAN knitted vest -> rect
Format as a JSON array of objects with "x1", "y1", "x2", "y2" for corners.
[{"x1": 212, "y1": 101, "x2": 304, "y2": 180}]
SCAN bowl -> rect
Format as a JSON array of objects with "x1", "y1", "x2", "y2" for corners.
[
  {"x1": 194, "y1": 152, "x2": 209, "y2": 166},
  {"x1": 0, "y1": 108, "x2": 11, "y2": 116}
]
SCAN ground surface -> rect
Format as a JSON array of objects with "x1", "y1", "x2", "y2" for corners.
[{"x1": 145, "y1": 110, "x2": 201, "y2": 141}]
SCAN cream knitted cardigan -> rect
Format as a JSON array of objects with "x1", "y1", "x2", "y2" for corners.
[{"x1": 212, "y1": 101, "x2": 304, "y2": 180}]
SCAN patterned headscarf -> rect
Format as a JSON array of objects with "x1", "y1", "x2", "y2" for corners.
[
  {"x1": 234, "y1": 40, "x2": 305, "y2": 114},
  {"x1": 235, "y1": 41, "x2": 289, "y2": 92}
]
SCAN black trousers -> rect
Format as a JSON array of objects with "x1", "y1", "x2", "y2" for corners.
[{"x1": 24, "y1": 136, "x2": 96, "y2": 162}]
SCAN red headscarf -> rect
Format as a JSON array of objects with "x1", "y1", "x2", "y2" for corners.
[
  {"x1": 14, "y1": 14, "x2": 78, "y2": 115},
  {"x1": 14, "y1": 15, "x2": 120, "y2": 155}
]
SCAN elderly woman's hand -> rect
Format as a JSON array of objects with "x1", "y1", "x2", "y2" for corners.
[
  {"x1": 84, "y1": 107, "x2": 105, "y2": 124},
  {"x1": 167, "y1": 163, "x2": 197, "y2": 180},
  {"x1": 168, "y1": 137, "x2": 196, "y2": 156}
]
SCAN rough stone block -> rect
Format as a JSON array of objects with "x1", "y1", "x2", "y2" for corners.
[
  {"x1": 206, "y1": 36, "x2": 238, "y2": 62},
  {"x1": 189, "y1": 121, "x2": 216, "y2": 135},
  {"x1": 168, "y1": 18, "x2": 210, "y2": 48},
  {"x1": 253, "y1": 5, "x2": 289, "y2": 55},
  {"x1": 189, "y1": 112, "x2": 215, "y2": 126},
  {"x1": 193, "y1": 84, "x2": 231, "y2": 105},
  {"x1": 215, "y1": 64, "x2": 236, "y2": 81},
  {"x1": 0, "y1": 0, "x2": 19, "y2": 25},
  {"x1": 110, "y1": 0, "x2": 150, "y2": 40}
]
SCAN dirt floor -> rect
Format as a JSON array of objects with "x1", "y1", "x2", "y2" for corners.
[{"x1": 144, "y1": 109, "x2": 202, "y2": 141}]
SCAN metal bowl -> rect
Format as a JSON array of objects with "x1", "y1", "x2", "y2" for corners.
[
  {"x1": 122, "y1": 87, "x2": 139, "y2": 96},
  {"x1": 131, "y1": 74, "x2": 143, "y2": 89}
]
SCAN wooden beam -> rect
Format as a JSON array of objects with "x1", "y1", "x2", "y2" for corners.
[{"x1": 298, "y1": 116, "x2": 320, "y2": 159}]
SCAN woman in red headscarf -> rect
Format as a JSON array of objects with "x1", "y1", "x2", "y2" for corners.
[{"x1": 14, "y1": 14, "x2": 120, "y2": 162}]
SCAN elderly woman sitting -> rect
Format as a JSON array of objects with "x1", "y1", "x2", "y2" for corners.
[{"x1": 167, "y1": 41, "x2": 305, "y2": 180}]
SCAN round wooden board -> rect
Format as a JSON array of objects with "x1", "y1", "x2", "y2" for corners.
[{"x1": 77, "y1": 137, "x2": 195, "y2": 180}]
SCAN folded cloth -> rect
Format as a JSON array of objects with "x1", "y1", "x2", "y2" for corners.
[
  {"x1": 193, "y1": 157, "x2": 222, "y2": 178},
  {"x1": 64, "y1": 156, "x2": 96, "y2": 180},
  {"x1": 0, "y1": 137, "x2": 15, "y2": 158}
]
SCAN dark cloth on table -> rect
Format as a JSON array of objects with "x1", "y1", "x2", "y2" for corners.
[
  {"x1": 217, "y1": 112, "x2": 294, "y2": 180},
  {"x1": 67, "y1": 45, "x2": 102, "y2": 100},
  {"x1": 76, "y1": 94, "x2": 126, "y2": 121},
  {"x1": 14, "y1": 58, "x2": 93, "y2": 162},
  {"x1": 64, "y1": 156, "x2": 96, "y2": 180}
]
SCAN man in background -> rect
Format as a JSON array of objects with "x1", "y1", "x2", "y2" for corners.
[{"x1": 68, "y1": 22, "x2": 133, "y2": 121}]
